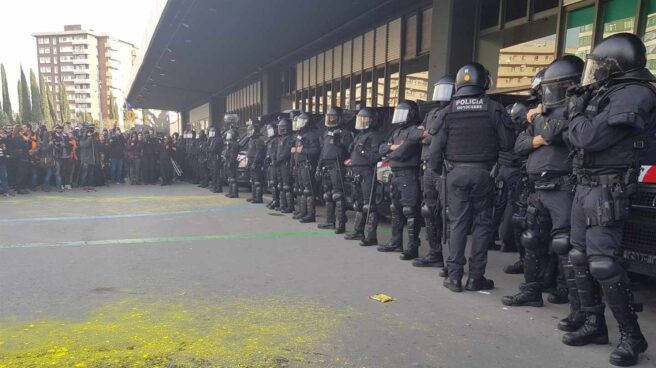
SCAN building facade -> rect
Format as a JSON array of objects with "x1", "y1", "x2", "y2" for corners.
[
  {"x1": 33, "y1": 25, "x2": 137, "y2": 127},
  {"x1": 127, "y1": 0, "x2": 656, "y2": 132}
]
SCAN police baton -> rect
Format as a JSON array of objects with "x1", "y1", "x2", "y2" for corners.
[
  {"x1": 364, "y1": 162, "x2": 378, "y2": 229},
  {"x1": 441, "y1": 162, "x2": 448, "y2": 247}
]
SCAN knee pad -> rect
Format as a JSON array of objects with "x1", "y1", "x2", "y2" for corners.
[
  {"x1": 353, "y1": 201, "x2": 362, "y2": 212},
  {"x1": 332, "y1": 192, "x2": 343, "y2": 201},
  {"x1": 520, "y1": 229, "x2": 541, "y2": 251},
  {"x1": 303, "y1": 189, "x2": 311, "y2": 196},
  {"x1": 283, "y1": 185, "x2": 291, "y2": 192},
  {"x1": 551, "y1": 234, "x2": 571, "y2": 256},
  {"x1": 254, "y1": 181, "x2": 261, "y2": 187},
  {"x1": 421, "y1": 204, "x2": 433, "y2": 219},
  {"x1": 277, "y1": 183, "x2": 283, "y2": 190},
  {"x1": 323, "y1": 192, "x2": 332, "y2": 201},
  {"x1": 568, "y1": 248, "x2": 587, "y2": 267},
  {"x1": 402, "y1": 206, "x2": 415, "y2": 217},
  {"x1": 589, "y1": 258, "x2": 623, "y2": 283},
  {"x1": 390, "y1": 203, "x2": 396, "y2": 214},
  {"x1": 362, "y1": 204, "x2": 370, "y2": 214}
]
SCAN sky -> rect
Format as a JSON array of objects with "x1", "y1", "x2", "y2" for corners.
[{"x1": 0, "y1": 0, "x2": 166, "y2": 114}]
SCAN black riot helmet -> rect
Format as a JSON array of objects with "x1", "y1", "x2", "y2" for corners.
[
  {"x1": 455, "y1": 63, "x2": 490, "y2": 97},
  {"x1": 208, "y1": 126, "x2": 217, "y2": 138},
  {"x1": 391, "y1": 101, "x2": 419, "y2": 125},
  {"x1": 529, "y1": 68, "x2": 546, "y2": 102},
  {"x1": 431, "y1": 75, "x2": 455, "y2": 102},
  {"x1": 541, "y1": 55, "x2": 584, "y2": 109},
  {"x1": 582, "y1": 32, "x2": 656, "y2": 86},
  {"x1": 509, "y1": 102, "x2": 529, "y2": 131},
  {"x1": 293, "y1": 112, "x2": 312, "y2": 132},
  {"x1": 277, "y1": 118, "x2": 292, "y2": 135},
  {"x1": 266, "y1": 121, "x2": 278, "y2": 138},
  {"x1": 355, "y1": 107, "x2": 377, "y2": 130},
  {"x1": 324, "y1": 106, "x2": 343, "y2": 128}
]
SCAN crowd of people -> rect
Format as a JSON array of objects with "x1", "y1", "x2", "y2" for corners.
[
  {"x1": 1, "y1": 32, "x2": 652, "y2": 366},
  {"x1": 0, "y1": 123, "x2": 179, "y2": 195},
  {"x1": 190, "y1": 32, "x2": 650, "y2": 367}
]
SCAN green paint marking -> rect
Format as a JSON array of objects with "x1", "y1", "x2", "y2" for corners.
[{"x1": 0, "y1": 230, "x2": 336, "y2": 250}]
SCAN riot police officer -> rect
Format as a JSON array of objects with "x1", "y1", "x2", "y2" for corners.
[
  {"x1": 207, "y1": 126, "x2": 223, "y2": 193},
  {"x1": 564, "y1": 33, "x2": 655, "y2": 367},
  {"x1": 222, "y1": 114, "x2": 240, "y2": 198},
  {"x1": 246, "y1": 119, "x2": 266, "y2": 203},
  {"x1": 428, "y1": 63, "x2": 515, "y2": 292},
  {"x1": 343, "y1": 108, "x2": 383, "y2": 245},
  {"x1": 292, "y1": 113, "x2": 321, "y2": 222},
  {"x1": 502, "y1": 56, "x2": 583, "y2": 309},
  {"x1": 274, "y1": 118, "x2": 295, "y2": 213},
  {"x1": 317, "y1": 107, "x2": 354, "y2": 233},
  {"x1": 413, "y1": 76, "x2": 454, "y2": 267},
  {"x1": 377, "y1": 101, "x2": 424, "y2": 260},
  {"x1": 265, "y1": 121, "x2": 281, "y2": 209},
  {"x1": 197, "y1": 130, "x2": 210, "y2": 188}
]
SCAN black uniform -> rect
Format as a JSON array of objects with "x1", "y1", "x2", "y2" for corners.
[
  {"x1": 208, "y1": 132, "x2": 223, "y2": 193},
  {"x1": 247, "y1": 132, "x2": 266, "y2": 203},
  {"x1": 429, "y1": 95, "x2": 515, "y2": 288},
  {"x1": 503, "y1": 105, "x2": 573, "y2": 307},
  {"x1": 275, "y1": 129, "x2": 295, "y2": 213},
  {"x1": 345, "y1": 127, "x2": 383, "y2": 243},
  {"x1": 378, "y1": 121, "x2": 423, "y2": 259},
  {"x1": 317, "y1": 127, "x2": 354, "y2": 232},
  {"x1": 265, "y1": 133, "x2": 281, "y2": 209},
  {"x1": 292, "y1": 126, "x2": 321, "y2": 222},
  {"x1": 197, "y1": 134, "x2": 210, "y2": 188},
  {"x1": 222, "y1": 127, "x2": 240, "y2": 198}
]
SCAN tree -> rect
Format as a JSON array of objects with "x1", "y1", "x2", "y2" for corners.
[
  {"x1": 142, "y1": 108, "x2": 151, "y2": 126},
  {"x1": 39, "y1": 73, "x2": 53, "y2": 127},
  {"x1": 1, "y1": 64, "x2": 11, "y2": 122},
  {"x1": 29, "y1": 69, "x2": 43, "y2": 124},
  {"x1": 19, "y1": 67, "x2": 31, "y2": 122},
  {"x1": 17, "y1": 80, "x2": 23, "y2": 123},
  {"x1": 0, "y1": 110, "x2": 9, "y2": 126},
  {"x1": 46, "y1": 82, "x2": 58, "y2": 124},
  {"x1": 58, "y1": 82, "x2": 71, "y2": 122},
  {"x1": 112, "y1": 98, "x2": 119, "y2": 123}
]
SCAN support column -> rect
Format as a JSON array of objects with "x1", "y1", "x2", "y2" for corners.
[
  {"x1": 427, "y1": 0, "x2": 478, "y2": 88},
  {"x1": 262, "y1": 69, "x2": 283, "y2": 114},
  {"x1": 209, "y1": 93, "x2": 226, "y2": 130}
]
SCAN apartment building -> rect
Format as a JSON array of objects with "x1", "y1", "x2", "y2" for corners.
[{"x1": 33, "y1": 25, "x2": 136, "y2": 127}]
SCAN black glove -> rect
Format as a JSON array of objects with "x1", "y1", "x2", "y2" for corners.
[{"x1": 568, "y1": 90, "x2": 592, "y2": 118}]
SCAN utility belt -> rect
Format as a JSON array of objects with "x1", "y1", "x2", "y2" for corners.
[
  {"x1": 575, "y1": 171, "x2": 636, "y2": 187},
  {"x1": 531, "y1": 174, "x2": 573, "y2": 191},
  {"x1": 391, "y1": 167, "x2": 419, "y2": 177},
  {"x1": 444, "y1": 160, "x2": 494, "y2": 173}
]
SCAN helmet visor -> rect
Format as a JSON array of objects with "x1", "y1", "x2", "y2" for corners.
[
  {"x1": 432, "y1": 83, "x2": 454, "y2": 102},
  {"x1": 208, "y1": 130, "x2": 215, "y2": 138},
  {"x1": 247, "y1": 126, "x2": 254, "y2": 136},
  {"x1": 391, "y1": 108, "x2": 409, "y2": 125},
  {"x1": 531, "y1": 74, "x2": 543, "y2": 91},
  {"x1": 325, "y1": 114, "x2": 340, "y2": 128},
  {"x1": 225, "y1": 131, "x2": 233, "y2": 140},
  {"x1": 293, "y1": 116, "x2": 308, "y2": 131},
  {"x1": 266, "y1": 126, "x2": 275, "y2": 138},
  {"x1": 542, "y1": 81, "x2": 572, "y2": 107},
  {"x1": 355, "y1": 116, "x2": 373, "y2": 130},
  {"x1": 224, "y1": 114, "x2": 239, "y2": 124},
  {"x1": 581, "y1": 56, "x2": 612, "y2": 86}
]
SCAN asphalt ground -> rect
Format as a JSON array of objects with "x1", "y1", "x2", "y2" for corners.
[{"x1": 0, "y1": 183, "x2": 654, "y2": 367}]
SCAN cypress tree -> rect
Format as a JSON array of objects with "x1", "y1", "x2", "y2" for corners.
[
  {"x1": 1, "y1": 64, "x2": 11, "y2": 122},
  {"x1": 59, "y1": 82, "x2": 71, "y2": 122},
  {"x1": 39, "y1": 73, "x2": 53, "y2": 127},
  {"x1": 17, "y1": 80, "x2": 23, "y2": 123},
  {"x1": 30, "y1": 69, "x2": 43, "y2": 123},
  {"x1": 19, "y1": 66, "x2": 32, "y2": 122}
]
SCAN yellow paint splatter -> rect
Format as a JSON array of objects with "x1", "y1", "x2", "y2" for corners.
[{"x1": 0, "y1": 298, "x2": 342, "y2": 367}]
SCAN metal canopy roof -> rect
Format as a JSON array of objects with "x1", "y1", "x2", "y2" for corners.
[{"x1": 128, "y1": 0, "x2": 424, "y2": 112}]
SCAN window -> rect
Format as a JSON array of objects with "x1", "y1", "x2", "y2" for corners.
[
  {"x1": 376, "y1": 68, "x2": 385, "y2": 107},
  {"x1": 505, "y1": 0, "x2": 527, "y2": 22},
  {"x1": 38, "y1": 38, "x2": 50, "y2": 45},
  {"x1": 480, "y1": 0, "x2": 500, "y2": 29},
  {"x1": 388, "y1": 64, "x2": 400, "y2": 106},
  {"x1": 39, "y1": 66, "x2": 51, "y2": 73},
  {"x1": 39, "y1": 47, "x2": 51, "y2": 54},
  {"x1": 59, "y1": 36, "x2": 72, "y2": 42},
  {"x1": 39, "y1": 57, "x2": 51, "y2": 63},
  {"x1": 478, "y1": 18, "x2": 556, "y2": 90},
  {"x1": 643, "y1": 0, "x2": 656, "y2": 75},
  {"x1": 563, "y1": 6, "x2": 595, "y2": 59},
  {"x1": 602, "y1": 0, "x2": 636, "y2": 39}
]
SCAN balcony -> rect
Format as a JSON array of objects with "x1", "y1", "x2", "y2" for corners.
[
  {"x1": 75, "y1": 97, "x2": 93, "y2": 104},
  {"x1": 72, "y1": 48, "x2": 88, "y2": 55},
  {"x1": 72, "y1": 58, "x2": 89, "y2": 65},
  {"x1": 73, "y1": 68, "x2": 90, "y2": 74},
  {"x1": 72, "y1": 38, "x2": 89, "y2": 45}
]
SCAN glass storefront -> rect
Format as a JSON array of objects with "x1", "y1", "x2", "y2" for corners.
[
  {"x1": 602, "y1": 0, "x2": 637, "y2": 39},
  {"x1": 376, "y1": 68, "x2": 385, "y2": 107},
  {"x1": 404, "y1": 71, "x2": 428, "y2": 102},
  {"x1": 643, "y1": 0, "x2": 656, "y2": 75},
  {"x1": 563, "y1": 6, "x2": 595, "y2": 59},
  {"x1": 388, "y1": 64, "x2": 400, "y2": 107}
]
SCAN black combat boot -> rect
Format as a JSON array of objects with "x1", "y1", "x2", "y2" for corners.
[
  {"x1": 318, "y1": 201, "x2": 336, "y2": 229},
  {"x1": 602, "y1": 280, "x2": 648, "y2": 367},
  {"x1": 558, "y1": 261, "x2": 585, "y2": 332},
  {"x1": 414, "y1": 212, "x2": 443, "y2": 266},
  {"x1": 293, "y1": 195, "x2": 307, "y2": 219},
  {"x1": 562, "y1": 265, "x2": 608, "y2": 346},
  {"x1": 246, "y1": 183, "x2": 255, "y2": 202},
  {"x1": 548, "y1": 287, "x2": 569, "y2": 304},
  {"x1": 400, "y1": 215, "x2": 419, "y2": 260},
  {"x1": 503, "y1": 259, "x2": 524, "y2": 274},
  {"x1": 300, "y1": 195, "x2": 316, "y2": 223},
  {"x1": 252, "y1": 182, "x2": 263, "y2": 204},
  {"x1": 501, "y1": 282, "x2": 544, "y2": 307},
  {"x1": 359, "y1": 212, "x2": 378, "y2": 246},
  {"x1": 282, "y1": 190, "x2": 294, "y2": 213},
  {"x1": 443, "y1": 277, "x2": 463, "y2": 293},
  {"x1": 231, "y1": 182, "x2": 239, "y2": 198},
  {"x1": 465, "y1": 277, "x2": 495, "y2": 291},
  {"x1": 344, "y1": 211, "x2": 365, "y2": 240}
]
